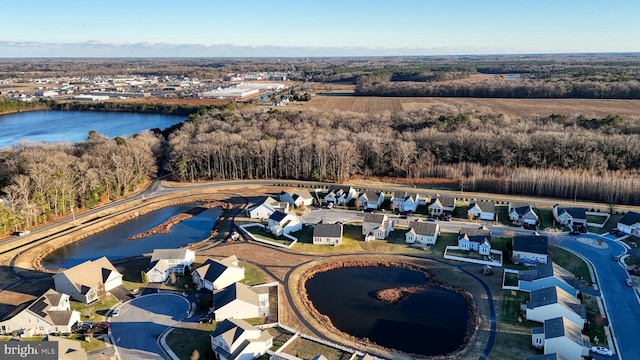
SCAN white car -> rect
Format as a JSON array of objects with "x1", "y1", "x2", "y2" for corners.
[
  {"x1": 111, "y1": 308, "x2": 120, "y2": 317},
  {"x1": 591, "y1": 346, "x2": 613, "y2": 356}
]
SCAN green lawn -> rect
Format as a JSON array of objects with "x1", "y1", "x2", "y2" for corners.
[
  {"x1": 586, "y1": 214, "x2": 608, "y2": 225},
  {"x1": 166, "y1": 325, "x2": 216, "y2": 360},
  {"x1": 246, "y1": 225, "x2": 294, "y2": 246},
  {"x1": 70, "y1": 295, "x2": 120, "y2": 322},
  {"x1": 504, "y1": 272, "x2": 519, "y2": 287},
  {"x1": 239, "y1": 262, "x2": 267, "y2": 285},
  {"x1": 499, "y1": 291, "x2": 535, "y2": 326},
  {"x1": 291, "y1": 224, "x2": 364, "y2": 253},
  {"x1": 582, "y1": 294, "x2": 609, "y2": 346},
  {"x1": 589, "y1": 214, "x2": 622, "y2": 234},
  {"x1": 432, "y1": 231, "x2": 459, "y2": 254},
  {"x1": 537, "y1": 208, "x2": 570, "y2": 231},
  {"x1": 289, "y1": 226, "x2": 314, "y2": 243},
  {"x1": 550, "y1": 246, "x2": 592, "y2": 282},
  {"x1": 266, "y1": 327, "x2": 294, "y2": 351},
  {"x1": 496, "y1": 205, "x2": 512, "y2": 226}
]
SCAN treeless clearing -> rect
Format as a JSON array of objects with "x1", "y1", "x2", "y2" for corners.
[{"x1": 299, "y1": 94, "x2": 640, "y2": 118}]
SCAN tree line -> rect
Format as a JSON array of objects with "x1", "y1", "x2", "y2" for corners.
[{"x1": 3, "y1": 104, "x2": 640, "y2": 235}]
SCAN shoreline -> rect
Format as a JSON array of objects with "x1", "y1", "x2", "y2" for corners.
[{"x1": 297, "y1": 259, "x2": 480, "y2": 359}]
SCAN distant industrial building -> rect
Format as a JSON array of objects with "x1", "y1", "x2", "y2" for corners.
[{"x1": 200, "y1": 87, "x2": 259, "y2": 100}]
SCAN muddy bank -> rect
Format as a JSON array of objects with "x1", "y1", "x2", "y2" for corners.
[
  {"x1": 298, "y1": 259, "x2": 479, "y2": 360},
  {"x1": 127, "y1": 201, "x2": 231, "y2": 240}
]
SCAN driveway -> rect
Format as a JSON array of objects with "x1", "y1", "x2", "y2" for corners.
[
  {"x1": 111, "y1": 293, "x2": 189, "y2": 360},
  {"x1": 110, "y1": 285, "x2": 135, "y2": 303},
  {"x1": 300, "y1": 208, "x2": 366, "y2": 224}
]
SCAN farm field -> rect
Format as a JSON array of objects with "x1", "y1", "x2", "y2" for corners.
[{"x1": 299, "y1": 94, "x2": 640, "y2": 118}]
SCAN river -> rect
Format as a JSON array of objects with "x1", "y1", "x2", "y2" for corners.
[
  {"x1": 41, "y1": 203, "x2": 221, "y2": 270},
  {"x1": 305, "y1": 266, "x2": 469, "y2": 356},
  {"x1": 0, "y1": 110, "x2": 185, "y2": 149}
]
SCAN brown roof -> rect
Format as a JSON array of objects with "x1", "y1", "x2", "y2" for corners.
[{"x1": 55, "y1": 257, "x2": 121, "y2": 294}]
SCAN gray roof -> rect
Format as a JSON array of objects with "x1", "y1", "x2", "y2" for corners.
[
  {"x1": 525, "y1": 353, "x2": 569, "y2": 360},
  {"x1": 556, "y1": 206, "x2": 586, "y2": 220},
  {"x1": 328, "y1": 185, "x2": 353, "y2": 195},
  {"x1": 527, "y1": 286, "x2": 586, "y2": 319},
  {"x1": 469, "y1": 201, "x2": 495, "y2": 213},
  {"x1": 313, "y1": 223, "x2": 343, "y2": 238},
  {"x1": 408, "y1": 221, "x2": 438, "y2": 236},
  {"x1": 150, "y1": 248, "x2": 191, "y2": 262},
  {"x1": 513, "y1": 235, "x2": 549, "y2": 255},
  {"x1": 513, "y1": 204, "x2": 537, "y2": 216},
  {"x1": 247, "y1": 196, "x2": 277, "y2": 211},
  {"x1": 214, "y1": 282, "x2": 259, "y2": 309},
  {"x1": 54, "y1": 257, "x2": 121, "y2": 294},
  {"x1": 210, "y1": 318, "x2": 272, "y2": 359},
  {"x1": 544, "y1": 317, "x2": 584, "y2": 345},
  {"x1": 194, "y1": 256, "x2": 240, "y2": 282},
  {"x1": 363, "y1": 213, "x2": 385, "y2": 224},
  {"x1": 518, "y1": 262, "x2": 575, "y2": 284},
  {"x1": 430, "y1": 196, "x2": 455, "y2": 208},
  {"x1": 619, "y1": 211, "x2": 640, "y2": 226},
  {"x1": 460, "y1": 226, "x2": 491, "y2": 237},
  {"x1": 360, "y1": 191, "x2": 382, "y2": 202}
]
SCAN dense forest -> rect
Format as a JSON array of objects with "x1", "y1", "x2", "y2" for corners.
[{"x1": 2, "y1": 104, "x2": 640, "y2": 235}]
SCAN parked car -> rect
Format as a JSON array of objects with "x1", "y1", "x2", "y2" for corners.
[
  {"x1": 326, "y1": 202, "x2": 334, "y2": 209},
  {"x1": 426, "y1": 217, "x2": 437, "y2": 222},
  {"x1": 569, "y1": 230, "x2": 581, "y2": 235},
  {"x1": 591, "y1": 346, "x2": 613, "y2": 356},
  {"x1": 626, "y1": 278, "x2": 633, "y2": 287},
  {"x1": 111, "y1": 308, "x2": 120, "y2": 317},
  {"x1": 198, "y1": 314, "x2": 214, "y2": 323},
  {"x1": 93, "y1": 322, "x2": 110, "y2": 330},
  {"x1": 613, "y1": 255, "x2": 621, "y2": 261}
]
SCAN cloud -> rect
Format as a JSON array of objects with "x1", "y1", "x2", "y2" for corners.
[{"x1": 0, "y1": 40, "x2": 508, "y2": 57}]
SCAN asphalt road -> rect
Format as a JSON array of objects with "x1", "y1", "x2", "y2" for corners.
[
  {"x1": 549, "y1": 233, "x2": 638, "y2": 360},
  {"x1": 110, "y1": 293, "x2": 189, "y2": 360}
]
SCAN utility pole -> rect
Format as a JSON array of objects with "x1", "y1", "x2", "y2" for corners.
[{"x1": 70, "y1": 204, "x2": 76, "y2": 226}]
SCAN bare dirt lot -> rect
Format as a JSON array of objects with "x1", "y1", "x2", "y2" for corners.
[{"x1": 299, "y1": 94, "x2": 640, "y2": 118}]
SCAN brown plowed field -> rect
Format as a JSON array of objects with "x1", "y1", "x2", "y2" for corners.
[{"x1": 300, "y1": 95, "x2": 640, "y2": 118}]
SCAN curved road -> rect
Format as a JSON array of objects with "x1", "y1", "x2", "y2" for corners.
[{"x1": 111, "y1": 293, "x2": 189, "y2": 360}]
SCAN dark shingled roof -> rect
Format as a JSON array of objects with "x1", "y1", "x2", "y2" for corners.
[
  {"x1": 619, "y1": 211, "x2": 640, "y2": 226},
  {"x1": 557, "y1": 206, "x2": 586, "y2": 220},
  {"x1": 408, "y1": 221, "x2": 438, "y2": 236},
  {"x1": 543, "y1": 317, "x2": 584, "y2": 345},
  {"x1": 469, "y1": 201, "x2": 495, "y2": 213},
  {"x1": 525, "y1": 353, "x2": 569, "y2": 360},
  {"x1": 214, "y1": 283, "x2": 259, "y2": 309},
  {"x1": 513, "y1": 235, "x2": 549, "y2": 255},
  {"x1": 313, "y1": 223, "x2": 343, "y2": 238},
  {"x1": 268, "y1": 210, "x2": 288, "y2": 222},
  {"x1": 527, "y1": 286, "x2": 586, "y2": 320},
  {"x1": 363, "y1": 213, "x2": 385, "y2": 224}
]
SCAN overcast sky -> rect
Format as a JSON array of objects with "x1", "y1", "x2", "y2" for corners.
[{"x1": 2, "y1": 0, "x2": 639, "y2": 57}]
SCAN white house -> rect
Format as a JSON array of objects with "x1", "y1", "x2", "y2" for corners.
[
  {"x1": 213, "y1": 283, "x2": 268, "y2": 321},
  {"x1": 526, "y1": 286, "x2": 586, "y2": 329},
  {"x1": 279, "y1": 189, "x2": 314, "y2": 208},
  {"x1": 428, "y1": 196, "x2": 456, "y2": 216},
  {"x1": 192, "y1": 256, "x2": 245, "y2": 291},
  {"x1": 513, "y1": 235, "x2": 549, "y2": 265},
  {"x1": 267, "y1": 211, "x2": 302, "y2": 236},
  {"x1": 390, "y1": 191, "x2": 421, "y2": 213},
  {"x1": 210, "y1": 318, "x2": 273, "y2": 360},
  {"x1": 552, "y1": 205, "x2": 587, "y2": 227},
  {"x1": 357, "y1": 191, "x2": 384, "y2": 209},
  {"x1": 617, "y1": 211, "x2": 640, "y2": 236},
  {"x1": 518, "y1": 262, "x2": 578, "y2": 296},
  {"x1": 467, "y1": 201, "x2": 496, "y2": 221},
  {"x1": 53, "y1": 257, "x2": 123, "y2": 304},
  {"x1": 312, "y1": 223, "x2": 343, "y2": 246},
  {"x1": 324, "y1": 186, "x2": 357, "y2": 206},
  {"x1": 246, "y1": 196, "x2": 289, "y2": 219},
  {"x1": 457, "y1": 227, "x2": 492, "y2": 256},
  {"x1": 362, "y1": 213, "x2": 393, "y2": 240},
  {"x1": 0, "y1": 289, "x2": 81, "y2": 336},
  {"x1": 509, "y1": 202, "x2": 539, "y2": 226},
  {"x1": 405, "y1": 221, "x2": 439, "y2": 245},
  {"x1": 146, "y1": 248, "x2": 196, "y2": 283},
  {"x1": 531, "y1": 317, "x2": 590, "y2": 360}
]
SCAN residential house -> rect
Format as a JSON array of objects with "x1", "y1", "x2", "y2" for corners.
[
  {"x1": 324, "y1": 186, "x2": 357, "y2": 206},
  {"x1": 617, "y1": 211, "x2": 640, "y2": 236},
  {"x1": 246, "y1": 196, "x2": 289, "y2": 219},
  {"x1": 53, "y1": 257, "x2": 123, "y2": 304},
  {"x1": 457, "y1": 226, "x2": 492, "y2": 255},
  {"x1": 526, "y1": 286, "x2": 586, "y2": 329},
  {"x1": 145, "y1": 248, "x2": 196, "y2": 283},
  {"x1": 267, "y1": 211, "x2": 302, "y2": 236},
  {"x1": 210, "y1": 318, "x2": 273, "y2": 360},
  {"x1": 279, "y1": 189, "x2": 314, "y2": 208},
  {"x1": 357, "y1": 191, "x2": 384, "y2": 209},
  {"x1": 213, "y1": 283, "x2": 268, "y2": 321},
  {"x1": 192, "y1": 256, "x2": 245, "y2": 291},
  {"x1": 531, "y1": 317, "x2": 590, "y2": 360},
  {"x1": 46, "y1": 334, "x2": 88, "y2": 360},
  {"x1": 362, "y1": 213, "x2": 393, "y2": 240},
  {"x1": 552, "y1": 205, "x2": 587, "y2": 227},
  {"x1": 390, "y1": 191, "x2": 422, "y2": 213},
  {"x1": 428, "y1": 196, "x2": 456, "y2": 216},
  {"x1": 508, "y1": 202, "x2": 539, "y2": 226},
  {"x1": 0, "y1": 289, "x2": 81, "y2": 336},
  {"x1": 405, "y1": 221, "x2": 439, "y2": 245},
  {"x1": 467, "y1": 201, "x2": 496, "y2": 221},
  {"x1": 513, "y1": 235, "x2": 549, "y2": 265},
  {"x1": 312, "y1": 223, "x2": 343, "y2": 246},
  {"x1": 518, "y1": 262, "x2": 578, "y2": 296},
  {"x1": 524, "y1": 354, "x2": 569, "y2": 360}
]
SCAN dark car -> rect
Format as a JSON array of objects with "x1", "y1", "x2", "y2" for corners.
[
  {"x1": 93, "y1": 322, "x2": 110, "y2": 330},
  {"x1": 198, "y1": 315, "x2": 214, "y2": 323},
  {"x1": 569, "y1": 230, "x2": 580, "y2": 235},
  {"x1": 426, "y1": 217, "x2": 437, "y2": 222}
]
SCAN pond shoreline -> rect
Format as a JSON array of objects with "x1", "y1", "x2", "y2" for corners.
[{"x1": 298, "y1": 259, "x2": 480, "y2": 359}]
